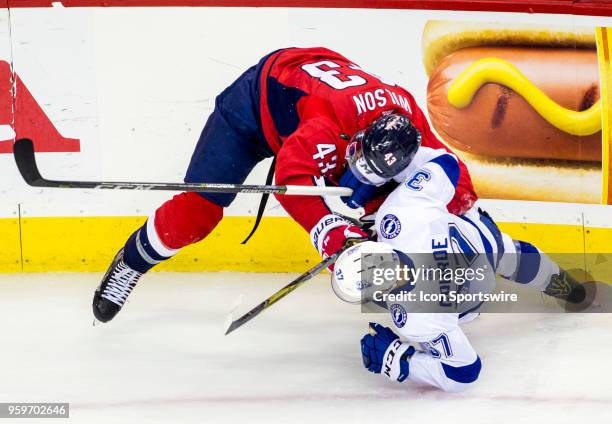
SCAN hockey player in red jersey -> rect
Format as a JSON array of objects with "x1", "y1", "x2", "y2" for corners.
[{"x1": 92, "y1": 47, "x2": 477, "y2": 323}]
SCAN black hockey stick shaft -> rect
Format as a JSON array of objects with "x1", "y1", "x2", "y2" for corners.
[
  {"x1": 13, "y1": 138, "x2": 352, "y2": 196},
  {"x1": 224, "y1": 240, "x2": 365, "y2": 335},
  {"x1": 224, "y1": 251, "x2": 340, "y2": 335}
]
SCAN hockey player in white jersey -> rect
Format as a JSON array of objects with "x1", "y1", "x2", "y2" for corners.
[{"x1": 332, "y1": 141, "x2": 588, "y2": 392}]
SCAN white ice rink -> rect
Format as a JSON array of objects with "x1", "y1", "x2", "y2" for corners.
[{"x1": 1, "y1": 272, "x2": 611, "y2": 424}]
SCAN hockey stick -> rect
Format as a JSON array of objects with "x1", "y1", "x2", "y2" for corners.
[
  {"x1": 13, "y1": 138, "x2": 352, "y2": 196},
  {"x1": 224, "y1": 242, "x2": 359, "y2": 335}
]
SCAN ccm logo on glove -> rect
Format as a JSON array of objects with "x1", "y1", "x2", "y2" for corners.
[{"x1": 383, "y1": 339, "x2": 404, "y2": 379}]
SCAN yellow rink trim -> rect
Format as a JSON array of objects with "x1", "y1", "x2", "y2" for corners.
[
  {"x1": 0, "y1": 216, "x2": 610, "y2": 273},
  {"x1": 495, "y1": 222, "x2": 585, "y2": 254},
  {"x1": 19, "y1": 216, "x2": 320, "y2": 273},
  {"x1": 0, "y1": 217, "x2": 22, "y2": 272},
  {"x1": 596, "y1": 27, "x2": 612, "y2": 204}
]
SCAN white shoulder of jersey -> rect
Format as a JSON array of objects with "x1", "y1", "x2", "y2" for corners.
[
  {"x1": 389, "y1": 147, "x2": 460, "y2": 209},
  {"x1": 375, "y1": 148, "x2": 460, "y2": 249},
  {"x1": 393, "y1": 147, "x2": 456, "y2": 183}
]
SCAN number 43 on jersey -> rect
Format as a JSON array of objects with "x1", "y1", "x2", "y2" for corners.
[{"x1": 312, "y1": 143, "x2": 337, "y2": 176}]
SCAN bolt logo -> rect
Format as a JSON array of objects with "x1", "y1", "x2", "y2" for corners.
[
  {"x1": 390, "y1": 303, "x2": 407, "y2": 328},
  {"x1": 0, "y1": 60, "x2": 80, "y2": 154},
  {"x1": 380, "y1": 214, "x2": 401, "y2": 239}
]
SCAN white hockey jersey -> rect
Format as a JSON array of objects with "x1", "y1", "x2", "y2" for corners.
[{"x1": 374, "y1": 146, "x2": 503, "y2": 392}]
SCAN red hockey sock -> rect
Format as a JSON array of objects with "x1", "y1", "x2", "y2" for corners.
[{"x1": 153, "y1": 192, "x2": 224, "y2": 250}]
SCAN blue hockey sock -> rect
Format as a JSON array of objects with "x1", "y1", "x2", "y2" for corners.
[
  {"x1": 498, "y1": 238, "x2": 560, "y2": 290},
  {"x1": 123, "y1": 219, "x2": 177, "y2": 273}
]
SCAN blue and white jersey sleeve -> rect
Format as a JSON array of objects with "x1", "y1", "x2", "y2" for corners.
[
  {"x1": 375, "y1": 151, "x2": 461, "y2": 252},
  {"x1": 375, "y1": 150, "x2": 461, "y2": 251},
  {"x1": 387, "y1": 148, "x2": 460, "y2": 210},
  {"x1": 389, "y1": 311, "x2": 482, "y2": 392},
  {"x1": 407, "y1": 325, "x2": 482, "y2": 392}
]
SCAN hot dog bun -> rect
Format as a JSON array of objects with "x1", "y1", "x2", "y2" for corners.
[
  {"x1": 422, "y1": 21, "x2": 595, "y2": 76},
  {"x1": 460, "y1": 152, "x2": 600, "y2": 203},
  {"x1": 422, "y1": 21, "x2": 602, "y2": 203}
]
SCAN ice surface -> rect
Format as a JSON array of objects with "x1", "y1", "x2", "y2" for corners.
[{"x1": 0, "y1": 272, "x2": 610, "y2": 424}]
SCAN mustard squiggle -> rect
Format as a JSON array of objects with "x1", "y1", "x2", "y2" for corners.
[{"x1": 447, "y1": 57, "x2": 601, "y2": 136}]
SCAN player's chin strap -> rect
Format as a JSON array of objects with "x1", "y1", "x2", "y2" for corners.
[{"x1": 241, "y1": 157, "x2": 277, "y2": 244}]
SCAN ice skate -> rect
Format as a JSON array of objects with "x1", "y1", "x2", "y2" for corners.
[{"x1": 92, "y1": 249, "x2": 143, "y2": 323}]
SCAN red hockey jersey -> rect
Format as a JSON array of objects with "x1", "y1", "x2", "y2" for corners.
[{"x1": 258, "y1": 47, "x2": 477, "y2": 233}]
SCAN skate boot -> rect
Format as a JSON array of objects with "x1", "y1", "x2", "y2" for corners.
[
  {"x1": 92, "y1": 249, "x2": 143, "y2": 322},
  {"x1": 543, "y1": 269, "x2": 587, "y2": 304}
]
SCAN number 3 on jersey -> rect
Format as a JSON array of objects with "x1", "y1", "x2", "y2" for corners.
[
  {"x1": 313, "y1": 144, "x2": 337, "y2": 176},
  {"x1": 406, "y1": 170, "x2": 431, "y2": 191},
  {"x1": 302, "y1": 60, "x2": 367, "y2": 90}
]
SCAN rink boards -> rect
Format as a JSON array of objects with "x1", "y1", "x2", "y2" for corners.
[
  {"x1": 0, "y1": 6, "x2": 612, "y2": 273},
  {"x1": 0, "y1": 201, "x2": 611, "y2": 273}
]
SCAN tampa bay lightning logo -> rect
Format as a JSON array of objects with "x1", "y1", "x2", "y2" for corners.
[
  {"x1": 380, "y1": 214, "x2": 401, "y2": 239},
  {"x1": 390, "y1": 303, "x2": 407, "y2": 328}
]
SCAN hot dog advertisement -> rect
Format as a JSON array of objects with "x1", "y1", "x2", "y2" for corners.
[{"x1": 423, "y1": 20, "x2": 611, "y2": 204}]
